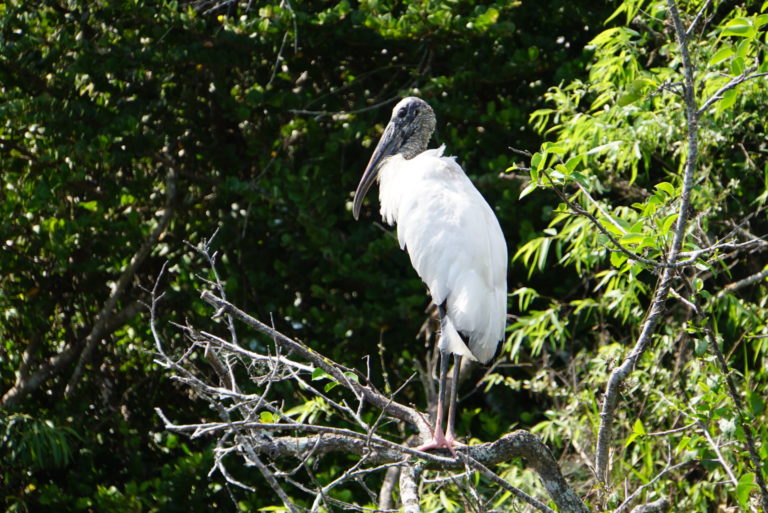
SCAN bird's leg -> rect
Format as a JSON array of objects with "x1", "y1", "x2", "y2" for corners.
[
  {"x1": 445, "y1": 354, "x2": 462, "y2": 443},
  {"x1": 416, "y1": 348, "x2": 456, "y2": 455},
  {"x1": 434, "y1": 347, "x2": 450, "y2": 440}
]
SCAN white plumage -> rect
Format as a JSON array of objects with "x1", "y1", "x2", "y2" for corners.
[
  {"x1": 352, "y1": 96, "x2": 507, "y2": 451},
  {"x1": 378, "y1": 145, "x2": 507, "y2": 363}
]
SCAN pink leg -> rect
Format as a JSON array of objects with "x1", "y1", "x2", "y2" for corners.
[
  {"x1": 445, "y1": 354, "x2": 462, "y2": 443},
  {"x1": 416, "y1": 349, "x2": 457, "y2": 456}
]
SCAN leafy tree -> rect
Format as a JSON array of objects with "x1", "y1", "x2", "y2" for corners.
[
  {"x1": 1, "y1": 0, "x2": 608, "y2": 510},
  {"x1": 157, "y1": 0, "x2": 768, "y2": 512},
  {"x1": 3, "y1": 0, "x2": 766, "y2": 511},
  {"x1": 516, "y1": 1, "x2": 768, "y2": 510}
]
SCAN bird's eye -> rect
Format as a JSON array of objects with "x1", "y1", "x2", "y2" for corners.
[{"x1": 397, "y1": 108, "x2": 407, "y2": 118}]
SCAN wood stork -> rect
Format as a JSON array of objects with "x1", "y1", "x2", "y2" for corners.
[{"x1": 352, "y1": 97, "x2": 508, "y2": 452}]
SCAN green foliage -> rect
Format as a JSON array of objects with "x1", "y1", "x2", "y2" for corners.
[
  {"x1": 0, "y1": 0, "x2": 608, "y2": 510},
  {"x1": 2, "y1": 0, "x2": 766, "y2": 510},
  {"x1": 1, "y1": 413, "x2": 78, "y2": 471},
  {"x1": 510, "y1": 0, "x2": 768, "y2": 510}
]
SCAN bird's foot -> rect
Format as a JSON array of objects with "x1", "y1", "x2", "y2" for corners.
[{"x1": 415, "y1": 426, "x2": 459, "y2": 457}]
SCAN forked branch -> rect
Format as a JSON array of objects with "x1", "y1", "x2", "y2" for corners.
[{"x1": 151, "y1": 241, "x2": 592, "y2": 513}]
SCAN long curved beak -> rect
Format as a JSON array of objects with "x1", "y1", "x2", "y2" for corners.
[{"x1": 352, "y1": 122, "x2": 405, "y2": 220}]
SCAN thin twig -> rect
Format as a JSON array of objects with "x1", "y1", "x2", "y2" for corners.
[
  {"x1": 695, "y1": 419, "x2": 738, "y2": 485},
  {"x1": 698, "y1": 68, "x2": 768, "y2": 116},
  {"x1": 704, "y1": 323, "x2": 768, "y2": 511},
  {"x1": 463, "y1": 456, "x2": 557, "y2": 513},
  {"x1": 685, "y1": 0, "x2": 712, "y2": 36},
  {"x1": 614, "y1": 460, "x2": 695, "y2": 513}
]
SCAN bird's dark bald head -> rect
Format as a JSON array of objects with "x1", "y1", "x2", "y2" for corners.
[{"x1": 388, "y1": 97, "x2": 436, "y2": 159}]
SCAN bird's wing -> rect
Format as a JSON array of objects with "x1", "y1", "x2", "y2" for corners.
[{"x1": 393, "y1": 151, "x2": 507, "y2": 363}]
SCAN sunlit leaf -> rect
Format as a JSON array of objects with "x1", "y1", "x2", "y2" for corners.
[
  {"x1": 722, "y1": 18, "x2": 756, "y2": 38},
  {"x1": 708, "y1": 46, "x2": 735, "y2": 67}
]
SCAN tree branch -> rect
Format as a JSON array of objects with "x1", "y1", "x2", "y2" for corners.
[
  {"x1": 704, "y1": 323, "x2": 768, "y2": 511},
  {"x1": 595, "y1": 0, "x2": 701, "y2": 484},
  {"x1": 378, "y1": 466, "x2": 400, "y2": 510},
  {"x1": 1, "y1": 164, "x2": 176, "y2": 408},
  {"x1": 199, "y1": 290, "x2": 433, "y2": 439},
  {"x1": 629, "y1": 497, "x2": 670, "y2": 513},
  {"x1": 64, "y1": 166, "x2": 178, "y2": 396},
  {"x1": 697, "y1": 67, "x2": 768, "y2": 116},
  {"x1": 399, "y1": 463, "x2": 421, "y2": 513}
]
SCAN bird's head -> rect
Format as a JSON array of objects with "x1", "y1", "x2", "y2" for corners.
[{"x1": 352, "y1": 97, "x2": 436, "y2": 220}]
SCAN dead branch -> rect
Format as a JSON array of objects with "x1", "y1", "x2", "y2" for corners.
[
  {"x1": 151, "y1": 241, "x2": 590, "y2": 513},
  {"x1": 378, "y1": 466, "x2": 400, "y2": 510},
  {"x1": 199, "y1": 289, "x2": 433, "y2": 440},
  {"x1": 399, "y1": 463, "x2": 421, "y2": 513}
]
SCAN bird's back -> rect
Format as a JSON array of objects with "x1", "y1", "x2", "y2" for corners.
[{"x1": 378, "y1": 146, "x2": 507, "y2": 363}]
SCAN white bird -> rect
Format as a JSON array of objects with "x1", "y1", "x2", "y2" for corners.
[{"x1": 353, "y1": 97, "x2": 507, "y2": 452}]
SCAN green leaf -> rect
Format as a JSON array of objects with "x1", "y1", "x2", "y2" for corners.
[
  {"x1": 654, "y1": 182, "x2": 675, "y2": 197},
  {"x1": 618, "y1": 79, "x2": 647, "y2": 106},
  {"x1": 530, "y1": 163, "x2": 539, "y2": 183},
  {"x1": 78, "y1": 200, "x2": 99, "y2": 212},
  {"x1": 564, "y1": 155, "x2": 582, "y2": 173},
  {"x1": 530, "y1": 152, "x2": 543, "y2": 171},
  {"x1": 659, "y1": 213, "x2": 679, "y2": 235},
  {"x1": 722, "y1": 18, "x2": 756, "y2": 38},
  {"x1": 475, "y1": 7, "x2": 499, "y2": 28},
  {"x1": 708, "y1": 46, "x2": 735, "y2": 67},
  {"x1": 736, "y1": 472, "x2": 756, "y2": 508},
  {"x1": 571, "y1": 172, "x2": 590, "y2": 187},
  {"x1": 586, "y1": 141, "x2": 621, "y2": 156},
  {"x1": 537, "y1": 237, "x2": 552, "y2": 271},
  {"x1": 611, "y1": 251, "x2": 628, "y2": 268},
  {"x1": 311, "y1": 368, "x2": 328, "y2": 380},
  {"x1": 638, "y1": 236, "x2": 657, "y2": 251},
  {"x1": 620, "y1": 232, "x2": 645, "y2": 245},
  {"x1": 625, "y1": 418, "x2": 646, "y2": 447},
  {"x1": 730, "y1": 55, "x2": 745, "y2": 75},
  {"x1": 260, "y1": 411, "x2": 275, "y2": 423},
  {"x1": 617, "y1": 92, "x2": 639, "y2": 107},
  {"x1": 748, "y1": 391, "x2": 765, "y2": 416},
  {"x1": 519, "y1": 182, "x2": 537, "y2": 199},
  {"x1": 540, "y1": 142, "x2": 567, "y2": 155},
  {"x1": 718, "y1": 88, "x2": 738, "y2": 112}
]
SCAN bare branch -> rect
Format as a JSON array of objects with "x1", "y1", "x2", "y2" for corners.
[
  {"x1": 615, "y1": 461, "x2": 694, "y2": 513},
  {"x1": 696, "y1": 419, "x2": 738, "y2": 485},
  {"x1": 378, "y1": 466, "x2": 400, "y2": 510},
  {"x1": 244, "y1": 447, "x2": 302, "y2": 513},
  {"x1": 629, "y1": 497, "x2": 671, "y2": 513},
  {"x1": 199, "y1": 290, "x2": 433, "y2": 438},
  {"x1": 698, "y1": 67, "x2": 768, "y2": 116},
  {"x1": 152, "y1": 237, "x2": 592, "y2": 512},
  {"x1": 464, "y1": 456, "x2": 557, "y2": 513},
  {"x1": 399, "y1": 463, "x2": 421, "y2": 513},
  {"x1": 716, "y1": 268, "x2": 768, "y2": 299},
  {"x1": 685, "y1": 0, "x2": 712, "y2": 36}
]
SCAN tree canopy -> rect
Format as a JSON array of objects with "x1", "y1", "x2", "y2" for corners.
[{"x1": 1, "y1": 0, "x2": 767, "y2": 511}]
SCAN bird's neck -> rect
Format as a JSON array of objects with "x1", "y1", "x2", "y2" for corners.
[
  {"x1": 399, "y1": 138, "x2": 428, "y2": 160},
  {"x1": 400, "y1": 115, "x2": 435, "y2": 159}
]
